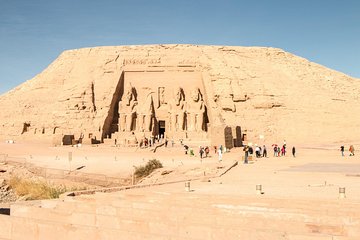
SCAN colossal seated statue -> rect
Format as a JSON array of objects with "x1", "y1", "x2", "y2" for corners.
[
  {"x1": 168, "y1": 87, "x2": 186, "y2": 132},
  {"x1": 118, "y1": 83, "x2": 137, "y2": 132},
  {"x1": 187, "y1": 87, "x2": 205, "y2": 132},
  {"x1": 137, "y1": 92, "x2": 154, "y2": 132}
]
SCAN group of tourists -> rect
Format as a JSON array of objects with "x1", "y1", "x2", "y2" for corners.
[
  {"x1": 139, "y1": 134, "x2": 175, "y2": 148},
  {"x1": 243, "y1": 140, "x2": 296, "y2": 164},
  {"x1": 272, "y1": 141, "x2": 296, "y2": 158},
  {"x1": 183, "y1": 145, "x2": 211, "y2": 159},
  {"x1": 182, "y1": 138, "x2": 300, "y2": 164},
  {"x1": 272, "y1": 144, "x2": 287, "y2": 157},
  {"x1": 199, "y1": 146, "x2": 210, "y2": 159},
  {"x1": 243, "y1": 145, "x2": 268, "y2": 158},
  {"x1": 183, "y1": 144, "x2": 225, "y2": 162},
  {"x1": 340, "y1": 145, "x2": 355, "y2": 156},
  {"x1": 243, "y1": 144, "x2": 267, "y2": 164}
]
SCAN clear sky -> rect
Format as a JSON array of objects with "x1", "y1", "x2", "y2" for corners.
[{"x1": 0, "y1": 0, "x2": 359, "y2": 94}]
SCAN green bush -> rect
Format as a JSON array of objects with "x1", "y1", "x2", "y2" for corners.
[{"x1": 135, "y1": 159, "x2": 163, "y2": 179}]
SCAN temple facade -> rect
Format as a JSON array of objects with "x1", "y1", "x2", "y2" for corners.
[{"x1": 102, "y1": 64, "x2": 216, "y2": 146}]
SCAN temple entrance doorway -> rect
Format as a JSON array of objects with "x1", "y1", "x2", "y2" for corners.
[{"x1": 158, "y1": 120, "x2": 166, "y2": 137}]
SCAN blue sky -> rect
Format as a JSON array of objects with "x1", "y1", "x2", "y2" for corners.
[{"x1": 0, "y1": 0, "x2": 359, "y2": 94}]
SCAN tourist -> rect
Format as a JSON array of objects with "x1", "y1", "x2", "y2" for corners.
[
  {"x1": 204, "y1": 146, "x2": 210, "y2": 157},
  {"x1": 243, "y1": 145, "x2": 249, "y2": 164},
  {"x1": 154, "y1": 135, "x2": 158, "y2": 144},
  {"x1": 262, "y1": 145, "x2": 267, "y2": 158},
  {"x1": 219, "y1": 145, "x2": 223, "y2": 154},
  {"x1": 199, "y1": 146, "x2": 204, "y2": 159},
  {"x1": 189, "y1": 148, "x2": 194, "y2": 156},
  {"x1": 340, "y1": 145, "x2": 344, "y2": 156},
  {"x1": 218, "y1": 148, "x2": 223, "y2": 162},
  {"x1": 255, "y1": 145, "x2": 261, "y2": 158},
  {"x1": 292, "y1": 146, "x2": 296, "y2": 157},
  {"x1": 184, "y1": 145, "x2": 189, "y2": 154},
  {"x1": 214, "y1": 146, "x2": 217, "y2": 154},
  {"x1": 282, "y1": 144, "x2": 286, "y2": 156},
  {"x1": 281, "y1": 145, "x2": 286, "y2": 156},
  {"x1": 277, "y1": 146, "x2": 281, "y2": 157},
  {"x1": 248, "y1": 146, "x2": 253, "y2": 155},
  {"x1": 349, "y1": 145, "x2": 355, "y2": 156},
  {"x1": 273, "y1": 145, "x2": 278, "y2": 157},
  {"x1": 165, "y1": 138, "x2": 168, "y2": 147}
]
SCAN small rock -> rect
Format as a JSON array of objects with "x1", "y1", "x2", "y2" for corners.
[{"x1": 161, "y1": 170, "x2": 173, "y2": 175}]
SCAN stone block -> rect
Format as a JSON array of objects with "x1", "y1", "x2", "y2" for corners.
[
  {"x1": 0, "y1": 215, "x2": 12, "y2": 239},
  {"x1": 63, "y1": 225, "x2": 99, "y2": 240},
  {"x1": 148, "y1": 220, "x2": 178, "y2": 236},
  {"x1": 117, "y1": 218, "x2": 149, "y2": 233},
  {"x1": 95, "y1": 205, "x2": 117, "y2": 216},
  {"x1": 52, "y1": 134, "x2": 63, "y2": 146},
  {"x1": 70, "y1": 212, "x2": 96, "y2": 226},
  {"x1": 11, "y1": 218, "x2": 38, "y2": 240},
  {"x1": 95, "y1": 214, "x2": 120, "y2": 229},
  {"x1": 38, "y1": 222, "x2": 68, "y2": 240}
]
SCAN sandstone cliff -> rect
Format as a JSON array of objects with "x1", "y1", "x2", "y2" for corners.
[{"x1": 0, "y1": 44, "x2": 359, "y2": 145}]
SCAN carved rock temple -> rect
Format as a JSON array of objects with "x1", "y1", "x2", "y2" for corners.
[
  {"x1": 103, "y1": 64, "x2": 212, "y2": 147},
  {"x1": 1, "y1": 44, "x2": 360, "y2": 146}
]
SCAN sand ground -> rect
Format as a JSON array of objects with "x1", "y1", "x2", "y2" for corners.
[{"x1": 0, "y1": 141, "x2": 359, "y2": 201}]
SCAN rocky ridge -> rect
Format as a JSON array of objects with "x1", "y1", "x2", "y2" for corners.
[{"x1": 0, "y1": 44, "x2": 359, "y2": 145}]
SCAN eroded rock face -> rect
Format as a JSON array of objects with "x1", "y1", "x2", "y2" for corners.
[{"x1": 0, "y1": 44, "x2": 360, "y2": 146}]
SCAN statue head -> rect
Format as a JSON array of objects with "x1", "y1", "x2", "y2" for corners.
[
  {"x1": 174, "y1": 87, "x2": 184, "y2": 106},
  {"x1": 191, "y1": 88, "x2": 202, "y2": 102},
  {"x1": 124, "y1": 83, "x2": 134, "y2": 106}
]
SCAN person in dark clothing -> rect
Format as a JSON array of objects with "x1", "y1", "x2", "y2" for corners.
[
  {"x1": 243, "y1": 146, "x2": 249, "y2": 164},
  {"x1": 262, "y1": 145, "x2": 267, "y2": 158},
  {"x1": 199, "y1": 147, "x2": 204, "y2": 159},
  {"x1": 292, "y1": 146, "x2": 296, "y2": 157},
  {"x1": 184, "y1": 145, "x2": 189, "y2": 154},
  {"x1": 340, "y1": 145, "x2": 345, "y2": 156},
  {"x1": 248, "y1": 146, "x2": 253, "y2": 155}
]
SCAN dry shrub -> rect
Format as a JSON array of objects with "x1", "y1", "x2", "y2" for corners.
[
  {"x1": 9, "y1": 176, "x2": 67, "y2": 200},
  {"x1": 135, "y1": 159, "x2": 163, "y2": 179}
]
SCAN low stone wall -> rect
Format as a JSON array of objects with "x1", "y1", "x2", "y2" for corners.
[{"x1": 0, "y1": 155, "x2": 130, "y2": 187}]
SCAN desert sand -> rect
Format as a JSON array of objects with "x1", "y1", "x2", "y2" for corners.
[{"x1": 1, "y1": 140, "x2": 360, "y2": 239}]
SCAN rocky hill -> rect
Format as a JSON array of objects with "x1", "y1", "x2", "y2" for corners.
[{"x1": 0, "y1": 44, "x2": 359, "y2": 145}]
